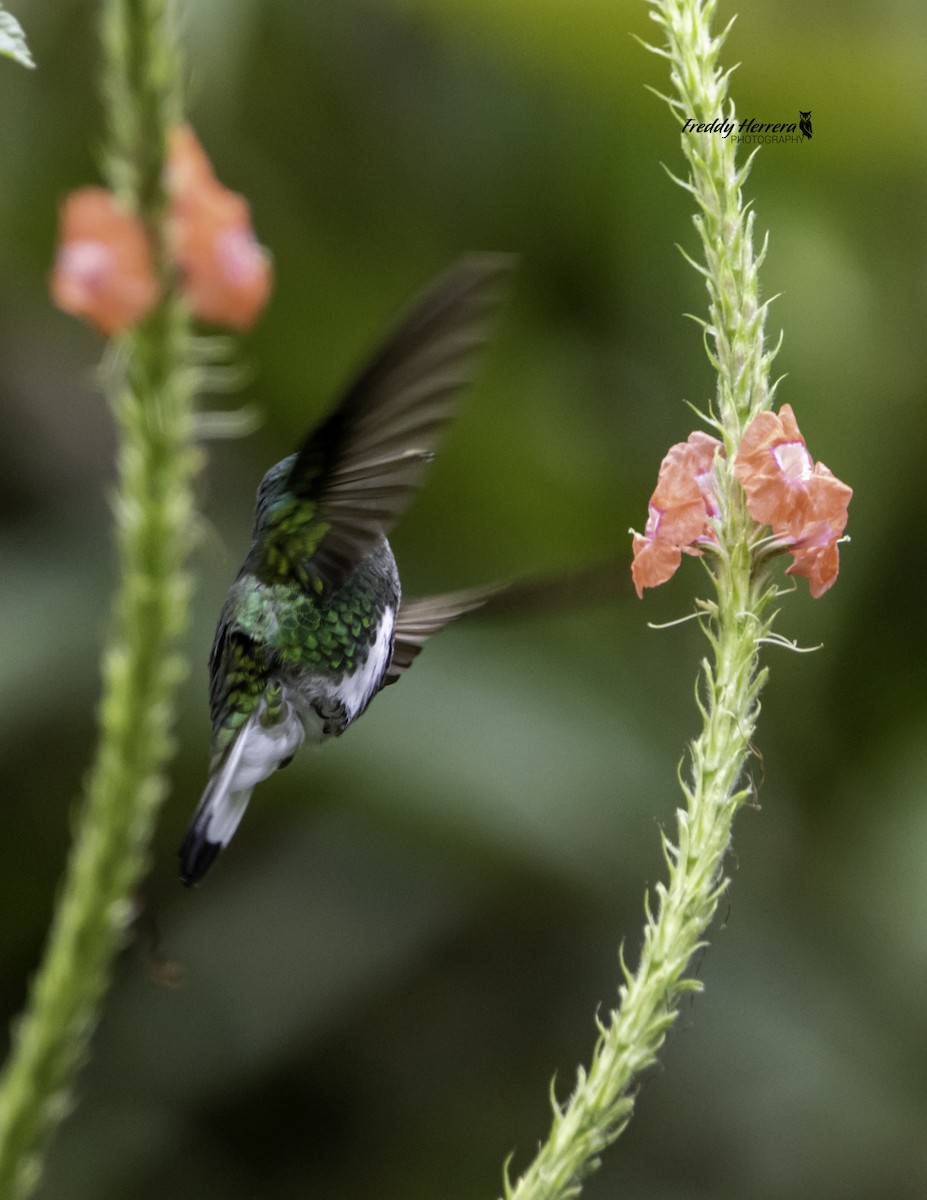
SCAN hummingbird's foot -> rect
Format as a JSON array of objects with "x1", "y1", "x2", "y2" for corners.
[{"x1": 312, "y1": 699, "x2": 348, "y2": 738}]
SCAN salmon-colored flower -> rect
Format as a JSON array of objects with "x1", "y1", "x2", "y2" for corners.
[
  {"x1": 51, "y1": 126, "x2": 273, "y2": 337},
  {"x1": 166, "y1": 124, "x2": 273, "y2": 330},
  {"x1": 631, "y1": 431, "x2": 723, "y2": 597},
  {"x1": 735, "y1": 404, "x2": 852, "y2": 597},
  {"x1": 783, "y1": 468, "x2": 852, "y2": 597},
  {"x1": 164, "y1": 123, "x2": 216, "y2": 195},
  {"x1": 632, "y1": 405, "x2": 852, "y2": 600},
  {"x1": 631, "y1": 532, "x2": 685, "y2": 597},
  {"x1": 50, "y1": 188, "x2": 158, "y2": 335},
  {"x1": 786, "y1": 530, "x2": 841, "y2": 599},
  {"x1": 734, "y1": 403, "x2": 813, "y2": 535}
]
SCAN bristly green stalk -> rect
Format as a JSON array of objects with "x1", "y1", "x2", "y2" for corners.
[
  {"x1": 501, "y1": 3, "x2": 778, "y2": 1198},
  {"x1": 0, "y1": 2, "x2": 198, "y2": 1196}
]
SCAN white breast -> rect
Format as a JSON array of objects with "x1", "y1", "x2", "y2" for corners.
[{"x1": 335, "y1": 606, "x2": 396, "y2": 723}]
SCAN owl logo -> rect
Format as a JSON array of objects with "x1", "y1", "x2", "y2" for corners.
[{"x1": 799, "y1": 110, "x2": 813, "y2": 140}]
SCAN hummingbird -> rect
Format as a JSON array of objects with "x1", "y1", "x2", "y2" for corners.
[{"x1": 179, "y1": 256, "x2": 512, "y2": 885}]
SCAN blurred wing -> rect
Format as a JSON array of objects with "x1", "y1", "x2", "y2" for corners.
[
  {"x1": 382, "y1": 557, "x2": 628, "y2": 687},
  {"x1": 282, "y1": 254, "x2": 514, "y2": 593},
  {"x1": 381, "y1": 583, "x2": 502, "y2": 687},
  {"x1": 207, "y1": 613, "x2": 268, "y2": 762}
]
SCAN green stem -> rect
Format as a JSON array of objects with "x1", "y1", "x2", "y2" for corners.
[
  {"x1": 501, "y1": 3, "x2": 777, "y2": 1197},
  {"x1": 0, "y1": 4, "x2": 195, "y2": 1196}
]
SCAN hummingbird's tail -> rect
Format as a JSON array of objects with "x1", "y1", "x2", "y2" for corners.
[
  {"x1": 179, "y1": 771, "x2": 255, "y2": 886},
  {"x1": 179, "y1": 701, "x2": 305, "y2": 885}
]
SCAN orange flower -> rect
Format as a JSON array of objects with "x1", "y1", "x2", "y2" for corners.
[
  {"x1": 631, "y1": 532, "x2": 685, "y2": 597},
  {"x1": 735, "y1": 404, "x2": 852, "y2": 597},
  {"x1": 50, "y1": 188, "x2": 158, "y2": 335},
  {"x1": 784, "y1": 469, "x2": 853, "y2": 597},
  {"x1": 734, "y1": 403, "x2": 815, "y2": 535},
  {"x1": 631, "y1": 431, "x2": 723, "y2": 597},
  {"x1": 164, "y1": 122, "x2": 215, "y2": 195},
  {"x1": 633, "y1": 406, "x2": 852, "y2": 600},
  {"x1": 786, "y1": 532, "x2": 841, "y2": 599},
  {"x1": 166, "y1": 125, "x2": 273, "y2": 330},
  {"x1": 52, "y1": 126, "x2": 274, "y2": 337}
]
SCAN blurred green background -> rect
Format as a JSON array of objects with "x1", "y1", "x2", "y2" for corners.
[{"x1": 3, "y1": 0, "x2": 927, "y2": 1196}]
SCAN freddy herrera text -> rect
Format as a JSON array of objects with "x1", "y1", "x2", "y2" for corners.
[{"x1": 682, "y1": 117, "x2": 799, "y2": 138}]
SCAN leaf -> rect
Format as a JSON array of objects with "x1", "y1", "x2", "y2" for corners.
[{"x1": 0, "y1": 6, "x2": 35, "y2": 69}]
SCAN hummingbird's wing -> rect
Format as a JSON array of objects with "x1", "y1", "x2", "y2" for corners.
[
  {"x1": 381, "y1": 584, "x2": 502, "y2": 687},
  {"x1": 382, "y1": 558, "x2": 628, "y2": 686},
  {"x1": 274, "y1": 254, "x2": 513, "y2": 593},
  {"x1": 207, "y1": 613, "x2": 269, "y2": 763}
]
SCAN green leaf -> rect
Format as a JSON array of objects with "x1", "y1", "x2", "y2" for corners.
[{"x1": 0, "y1": 5, "x2": 35, "y2": 69}]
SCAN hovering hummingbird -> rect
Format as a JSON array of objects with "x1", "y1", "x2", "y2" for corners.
[{"x1": 180, "y1": 256, "x2": 512, "y2": 884}]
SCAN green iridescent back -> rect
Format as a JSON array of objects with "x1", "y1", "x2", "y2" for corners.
[{"x1": 208, "y1": 536, "x2": 399, "y2": 762}]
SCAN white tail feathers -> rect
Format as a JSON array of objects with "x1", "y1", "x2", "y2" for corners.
[{"x1": 179, "y1": 698, "x2": 305, "y2": 885}]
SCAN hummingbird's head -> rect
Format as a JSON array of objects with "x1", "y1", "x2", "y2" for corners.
[{"x1": 252, "y1": 453, "x2": 297, "y2": 537}]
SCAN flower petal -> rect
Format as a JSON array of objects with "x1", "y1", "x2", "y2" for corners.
[
  {"x1": 50, "y1": 188, "x2": 159, "y2": 335},
  {"x1": 165, "y1": 123, "x2": 217, "y2": 194},
  {"x1": 803, "y1": 465, "x2": 853, "y2": 537},
  {"x1": 685, "y1": 430, "x2": 724, "y2": 519},
  {"x1": 781, "y1": 464, "x2": 852, "y2": 598},
  {"x1": 631, "y1": 431, "x2": 724, "y2": 597},
  {"x1": 734, "y1": 403, "x2": 814, "y2": 533},
  {"x1": 651, "y1": 437, "x2": 719, "y2": 546},
  {"x1": 786, "y1": 538, "x2": 842, "y2": 598},
  {"x1": 167, "y1": 126, "x2": 273, "y2": 330},
  {"x1": 631, "y1": 532, "x2": 683, "y2": 598}
]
